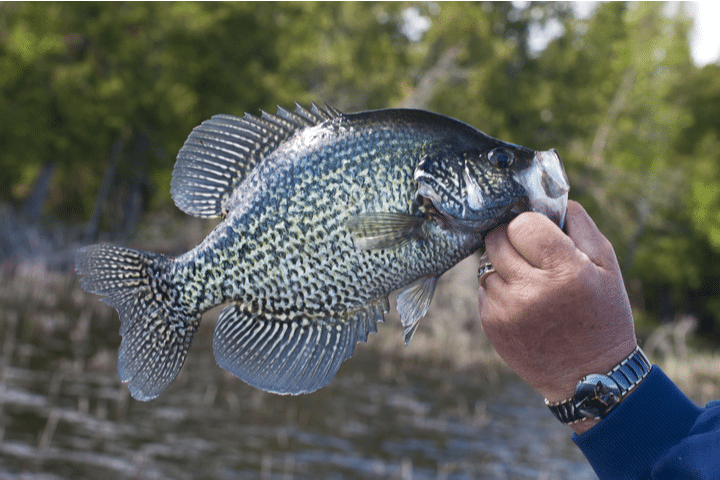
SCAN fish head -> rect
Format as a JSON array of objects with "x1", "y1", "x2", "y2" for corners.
[{"x1": 414, "y1": 141, "x2": 569, "y2": 234}]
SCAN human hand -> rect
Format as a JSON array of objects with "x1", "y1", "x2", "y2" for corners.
[{"x1": 478, "y1": 200, "x2": 637, "y2": 434}]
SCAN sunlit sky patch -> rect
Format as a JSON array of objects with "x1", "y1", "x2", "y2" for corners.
[
  {"x1": 403, "y1": 2, "x2": 719, "y2": 67},
  {"x1": 689, "y1": 1, "x2": 720, "y2": 66},
  {"x1": 524, "y1": 1, "x2": 720, "y2": 67}
]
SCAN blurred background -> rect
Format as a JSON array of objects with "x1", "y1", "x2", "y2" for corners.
[{"x1": 1, "y1": 2, "x2": 719, "y2": 479}]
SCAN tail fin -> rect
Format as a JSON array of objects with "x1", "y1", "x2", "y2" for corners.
[{"x1": 75, "y1": 244, "x2": 200, "y2": 401}]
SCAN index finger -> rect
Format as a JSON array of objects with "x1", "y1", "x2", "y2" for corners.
[{"x1": 564, "y1": 201, "x2": 618, "y2": 270}]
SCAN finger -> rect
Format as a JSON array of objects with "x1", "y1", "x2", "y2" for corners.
[
  {"x1": 477, "y1": 277, "x2": 488, "y2": 307},
  {"x1": 505, "y1": 210, "x2": 577, "y2": 271},
  {"x1": 484, "y1": 225, "x2": 530, "y2": 283},
  {"x1": 477, "y1": 264, "x2": 505, "y2": 320},
  {"x1": 564, "y1": 201, "x2": 618, "y2": 270},
  {"x1": 481, "y1": 264, "x2": 506, "y2": 295}
]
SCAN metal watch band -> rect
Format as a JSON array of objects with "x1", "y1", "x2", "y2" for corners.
[{"x1": 545, "y1": 346, "x2": 652, "y2": 425}]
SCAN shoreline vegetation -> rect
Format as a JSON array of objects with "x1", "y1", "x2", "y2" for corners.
[{"x1": 1, "y1": 205, "x2": 718, "y2": 409}]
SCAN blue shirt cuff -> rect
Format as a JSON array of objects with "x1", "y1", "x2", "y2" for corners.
[{"x1": 572, "y1": 366, "x2": 702, "y2": 480}]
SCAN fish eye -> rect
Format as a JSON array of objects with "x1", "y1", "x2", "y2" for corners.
[{"x1": 488, "y1": 148, "x2": 515, "y2": 168}]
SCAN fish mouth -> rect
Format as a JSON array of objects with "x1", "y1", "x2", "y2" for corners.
[
  {"x1": 506, "y1": 197, "x2": 532, "y2": 220},
  {"x1": 513, "y1": 149, "x2": 569, "y2": 229},
  {"x1": 479, "y1": 197, "x2": 531, "y2": 239}
]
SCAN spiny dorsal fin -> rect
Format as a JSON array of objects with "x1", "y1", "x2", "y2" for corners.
[
  {"x1": 171, "y1": 102, "x2": 341, "y2": 218},
  {"x1": 213, "y1": 297, "x2": 387, "y2": 395}
]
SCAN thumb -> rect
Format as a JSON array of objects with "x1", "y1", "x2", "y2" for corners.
[{"x1": 505, "y1": 210, "x2": 577, "y2": 271}]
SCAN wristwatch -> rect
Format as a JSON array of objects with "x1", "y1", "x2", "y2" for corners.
[{"x1": 545, "y1": 346, "x2": 652, "y2": 424}]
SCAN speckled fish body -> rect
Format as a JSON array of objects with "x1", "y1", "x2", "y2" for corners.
[{"x1": 76, "y1": 103, "x2": 569, "y2": 400}]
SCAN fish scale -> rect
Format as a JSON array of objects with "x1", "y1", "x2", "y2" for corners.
[{"x1": 76, "y1": 102, "x2": 569, "y2": 401}]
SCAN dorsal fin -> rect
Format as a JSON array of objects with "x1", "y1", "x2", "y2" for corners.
[{"x1": 171, "y1": 102, "x2": 341, "y2": 218}]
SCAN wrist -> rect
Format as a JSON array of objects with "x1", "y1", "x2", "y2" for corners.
[
  {"x1": 538, "y1": 339, "x2": 638, "y2": 400},
  {"x1": 544, "y1": 346, "x2": 651, "y2": 428},
  {"x1": 570, "y1": 418, "x2": 599, "y2": 435}
]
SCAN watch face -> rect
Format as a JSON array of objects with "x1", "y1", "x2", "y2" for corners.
[{"x1": 574, "y1": 374, "x2": 622, "y2": 419}]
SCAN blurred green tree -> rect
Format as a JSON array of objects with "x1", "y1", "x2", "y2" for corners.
[{"x1": 1, "y1": 2, "x2": 286, "y2": 235}]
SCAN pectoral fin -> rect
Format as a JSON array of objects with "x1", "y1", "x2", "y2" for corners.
[
  {"x1": 345, "y1": 212, "x2": 426, "y2": 250},
  {"x1": 396, "y1": 276, "x2": 438, "y2": 345}
]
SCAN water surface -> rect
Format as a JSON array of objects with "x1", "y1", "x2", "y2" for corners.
[{"x1": 0, "y1": 265, "x2": 595, "y2": 479}]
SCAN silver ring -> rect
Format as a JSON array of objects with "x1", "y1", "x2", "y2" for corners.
[{"x1": 478, "y1": 262, "x2": 495, "y2": 288}]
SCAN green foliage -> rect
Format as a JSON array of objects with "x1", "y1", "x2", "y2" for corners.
[
  {"x1": 1, "y1": 2, "x2": 285, "y2": 220},
  {"x1": 2, "y1": 2, "x2": 720, "y2": 334}
]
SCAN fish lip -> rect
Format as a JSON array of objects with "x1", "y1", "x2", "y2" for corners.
[
  {"x1": 478, "y1": 198, "x2": 528, "y2": 237},
  {"x1": 513, "y1": 149, "x2": 569, "y2": 229},
  {"x1": 510, "y1": 197, "x2": 532, "y2": 215}
]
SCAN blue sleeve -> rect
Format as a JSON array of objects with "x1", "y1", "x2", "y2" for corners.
[
  {"x1": 572, "y1": 366, "x2": 720, "y2": 479},
  {"x1": 650, "y1": 398, "x2": 720, "y2": 479}
]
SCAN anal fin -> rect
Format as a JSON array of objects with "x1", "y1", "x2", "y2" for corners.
[{"x1": 213, "y1": 298, "x2": 388, "y2": 395}]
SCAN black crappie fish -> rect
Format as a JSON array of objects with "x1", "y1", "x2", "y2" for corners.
[{"x1": 75, "y1": 103, "x2": 569, "y2": 401}]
